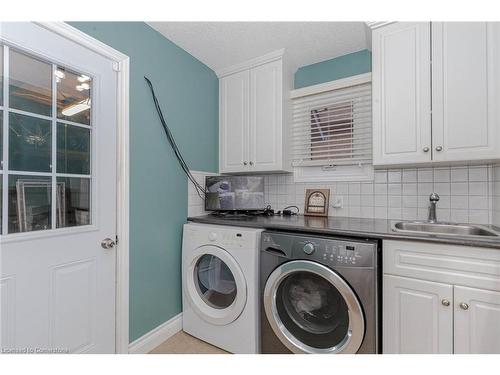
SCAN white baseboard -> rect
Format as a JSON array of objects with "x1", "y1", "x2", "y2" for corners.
[{"x1": 128, "y1": 313, "x2": 182, "y2": 354}]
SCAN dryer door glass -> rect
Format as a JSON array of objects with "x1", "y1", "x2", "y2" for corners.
[
  {"x1": 276, "y1": 271, "x2": 349, "y2": 349},
  {"x1": 195, "y1": 254, "x2": 237, "y2": 309}
]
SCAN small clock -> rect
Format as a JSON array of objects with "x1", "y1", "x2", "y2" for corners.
[{"x1": 304, "y1": 189, "x2": 330, "y2": 217}]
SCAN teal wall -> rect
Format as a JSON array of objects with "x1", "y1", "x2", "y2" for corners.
[
  {"x1": 70, "y1": 22, "x2": 219, "y2": 342},
  {"x1": 294, "y1": 49, "x2": 372, "y2": 89}
]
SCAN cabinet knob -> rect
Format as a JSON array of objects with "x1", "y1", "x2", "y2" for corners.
[
  {"x1": 249, "y1": 161, "x2": 254, "y2": 166},
  {"x1": 441, "y1": 299, "x2": 450, "y2": 307},
  {"x1": 243, "y1": 161, "x2": 248, "y2": 166},
  {"x1": 436, "y1": 146, "x2": 443, "y2": 152},
  {"x1": 423, "y1": 147, "x2": 430, "y2": 153},
  {"x1": 459, "y1": 302, "x2": 469, "y2": 310}
]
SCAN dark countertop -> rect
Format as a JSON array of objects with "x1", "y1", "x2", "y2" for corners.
[{"x1": 187, "y1": 214, "x2": 500, "y2": 249}]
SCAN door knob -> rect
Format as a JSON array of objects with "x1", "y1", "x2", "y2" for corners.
[
  {"x1": 249, "y1": 161, "x2": 254, "y2": 166},
  {"x1": 243, "y1": 161, "x2": 248, "y2": 166},
  {"x1": 101, "y1": 238, "x2": 116, "y2": 249},
  {"x1": 459, "y1": 302, "x2": 469, "y2": 310},
  {"x1": 423, "y1": 147, "x2": 430, "y2": 153},
  {"x1": 441, "y1": 299, "x2": 450, "y2": 307},
  {"x1": 436, "y1": 146, "x2": 443, "y2": 152}
]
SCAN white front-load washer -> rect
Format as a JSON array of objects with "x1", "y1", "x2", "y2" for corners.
[{"x1": 182, "y1": 223, "x2": 263, "y2": 354}]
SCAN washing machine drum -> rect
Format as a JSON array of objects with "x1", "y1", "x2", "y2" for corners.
[
  {"x1": 186, "y1": 245, "x2": 247, "y2": 325},
  {"x1": 264, "y1": 260, "x2": 365, "y2": 354}
]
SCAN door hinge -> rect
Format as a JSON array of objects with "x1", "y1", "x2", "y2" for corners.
[{"x1": 112, "y1": 61, "x2": 121, "y2": 72}]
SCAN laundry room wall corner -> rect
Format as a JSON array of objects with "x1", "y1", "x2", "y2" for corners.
[{"x1": 69, "y1": 22, "x2": 219, "y2": 343}]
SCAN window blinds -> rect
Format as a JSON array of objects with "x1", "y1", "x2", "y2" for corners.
[{"x1": 291, "y1": 82, "x2": 372, "y2": 167}]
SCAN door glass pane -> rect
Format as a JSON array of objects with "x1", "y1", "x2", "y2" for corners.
[
  {"x1": 57, "y1": 123, "x2": 90, "y2": 174},
  {"x1": 57, "y1": 67, "x2": 91, "y2": 125},
  {"x1": 9, "y1": 49, "x2": 52, "y2": 116},
  {"x1": 195, "y1": 254, "x2": 237, "y2": 309},
  {"x1": 8, "y1": 175, "x2": 52, "y2": 233},
  {"x1": 9, "y1": 113, "x2": 52, "y2": 172},
  {"x1": 275, "y1": 271, "x2": 350, "y2": 349},
  {"x1": 56, "y1": 177, "x2": 90, "y2": 228}
]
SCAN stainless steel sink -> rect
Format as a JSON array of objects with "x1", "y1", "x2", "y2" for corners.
[{"x1": 392, "y1": 221, "x2": 500, "y2": 238}]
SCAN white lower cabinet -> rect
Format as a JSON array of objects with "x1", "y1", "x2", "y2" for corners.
[
  {"x1": 384, "y1": 275, "x2": 453, "y2": 354},
  {"x1": 454, "y1": 286, "x2": 500, "y2": 354},
  {"x1": 383, "y1": 240, "x2": 500, "y2": 354}
]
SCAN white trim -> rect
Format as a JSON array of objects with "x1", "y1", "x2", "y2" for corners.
[
  {"x1": 34, "y1": 22, "x2": 130, "y2": 354},
  {"x1": 365, "y1": 21, "x2": 396, "y2": 30},
  {"x1": 293, "y1": 164, "x2": 374, "y2": 183},
  {"x1": 290, "y1": 72, "x2": 372, "y2": 99},
  {"x1": 128, "y1": 313, "x2": 183, "y2": 354},
  {"x1": 35, "y1": 22, "x2": 129, "y2": 62},
  {"x1": 216, "y1": 48, "x2": 285, "y2": 78}
]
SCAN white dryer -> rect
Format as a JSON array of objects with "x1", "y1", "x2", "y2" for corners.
[{"x1": 182, "y1": 223, "x2": 263, "y2": 353}]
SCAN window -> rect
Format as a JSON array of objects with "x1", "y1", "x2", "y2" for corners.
[
  {"x1": 291, "y1": 75, "x2": 372, "y2": 182},
  {"x1": 0, "y1": 44, "x2": 92, "y2": 235},
  {"x1": 310, "y1": 102, "x2": 354, "y2": 161}
]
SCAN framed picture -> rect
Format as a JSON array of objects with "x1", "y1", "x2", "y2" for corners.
[
  {"x1": 16, "y1": 179, "x2": 66, "y2": 232},
  {"x1": 304, "y1": 189, "x2": 330, "y2": 217}
]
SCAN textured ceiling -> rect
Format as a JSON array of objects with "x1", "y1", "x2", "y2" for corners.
[{"x1": 148, "y1": 22, "x2": 369, "y2": 73}]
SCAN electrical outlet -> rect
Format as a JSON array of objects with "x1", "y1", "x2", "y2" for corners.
[{"x1": 331, "y1": 196, "x2": 343, "y2": 209}]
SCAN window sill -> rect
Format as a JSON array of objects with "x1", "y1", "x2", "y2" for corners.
[{"x1": 293, "y1": 164, "x2": 374, "y2": 182}]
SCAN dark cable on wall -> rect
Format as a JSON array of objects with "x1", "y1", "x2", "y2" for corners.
[{"x1": 144, "y1": 76, "x2": 206, "y2": 200}]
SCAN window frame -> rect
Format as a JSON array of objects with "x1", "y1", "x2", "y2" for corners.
[{"x1": 290, "y1": 73, "x2": 373, "y2": 182}]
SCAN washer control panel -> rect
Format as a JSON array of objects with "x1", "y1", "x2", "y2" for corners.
[
  {"x1": 303, "y1": 242, "x2": 315, "y2": 255},
  {"x1": 262, "y1": 231, "x2": 376, "y2": 268}
]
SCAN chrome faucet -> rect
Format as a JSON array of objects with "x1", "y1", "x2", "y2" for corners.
[{"x1": 428, "y1": 193, "x2": 440, "y2": 223}]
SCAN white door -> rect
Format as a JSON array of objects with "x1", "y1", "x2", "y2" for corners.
[
  {"x1": 431, "y1": 22, "x2": 500, "y2": 162},
  {"x1": 372, "y1": 22, "x2": 432, "y2": 166},
  {"x1": 383, "y1": 275, "x2": 453, "y2": 354},
  {"x1": 249, "y1": 60, "x2": 282, "y2": 171},
  {"x1": 454, "y1": 285, "x2": 500, "y2": 354},
  {"x1": 219, "y1": 70, "x2": 249, "y2": 173},
  {"x1": 0, "y1": 23, "x2": 117, "y2": 353}
]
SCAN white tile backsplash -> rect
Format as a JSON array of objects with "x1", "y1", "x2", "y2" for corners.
[
  {"x1": 187, "y1": 170, "x2": 217, "y2": 217},
  {"x1": 262, "y1": 165, "x2": 496, "y2": 224},
  {"x1": 187, "y1": 165, "x2": 498, "y2": 225},
  {"x1": 492, "y1": 165, "x2": 500, "y2": 226}
]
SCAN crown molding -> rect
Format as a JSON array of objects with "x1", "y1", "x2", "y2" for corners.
[{"x1": 216, "y1": 48, "x2": 285, "y2": 78}]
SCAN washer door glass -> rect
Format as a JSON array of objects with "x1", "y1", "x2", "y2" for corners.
[
  {"x1": 264, "y1": 260, "x2": 365, "y2": 354},
  {"x1": 195, "y1": 254, "x2": 237, "y2": 309},
  {"x1": 277, "y1": 271, "x2": 349, "y2": 349}
]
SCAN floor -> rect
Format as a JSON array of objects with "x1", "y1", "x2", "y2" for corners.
[{"x1": 149, "y1": 331, "x2": 229, "y2": 354}]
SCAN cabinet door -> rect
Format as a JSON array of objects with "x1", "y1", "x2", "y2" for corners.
[
  {"x1": 249, "y1": 60, "x2": 283, "y2": 171},
  {"x1": 372, "y1": 22, "x2": 432, "y2": 166},
  {"x1": 383, "y1": 275, "x2": 453, "y2": 354},
  {"x1": 431, "y1": 22, "x2": 500, "y2": 162},
  {"x1": 454, "y1": 286, "x2": 500, "y2": 354},
  {"x1": 219, "y1": 70, "x2": 250, "y2": 173}
]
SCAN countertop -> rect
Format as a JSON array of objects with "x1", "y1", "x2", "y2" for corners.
[{"x1": 187, "y1": 214, "x2": 500, "y2": 249}]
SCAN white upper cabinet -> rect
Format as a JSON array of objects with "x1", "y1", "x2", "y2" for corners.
[
  {"x1": 219, "y1": 70, "x2": 250, "y2": 173},
  {"x1": 432, "y1": 22, "x2": 500, "y2": 162},
  {"x1": 218, "y1": 50, "x2": 291, "y2": 173},
  {"x1": 249, "y1": 60, "x2": 283, "y2": 171},
  {"x1": 372, "y1": 22, "x2": 432, "y2": 166},
  {"x1": 372, "y1": 22, "x2": 500, "y2": 166}
]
